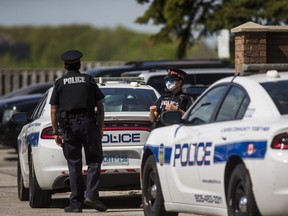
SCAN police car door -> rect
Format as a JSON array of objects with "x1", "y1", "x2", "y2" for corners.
[
  {"x1": 192, "y1": 84, "x2": 250, "y2": 208},
  {"x1": 167, "y1": 84, "x2": 230, "y2": 205},
  {"x1": 165, "y1": 123, "x2": 201, "y2": 205}
]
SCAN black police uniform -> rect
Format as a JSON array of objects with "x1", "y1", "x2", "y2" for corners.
[
  {"x1": 154, "y1": 90, "x2": 194, "y2": 127},
  {"x1": 49, "y1": 50, "x2": 105, "y2": 210}
]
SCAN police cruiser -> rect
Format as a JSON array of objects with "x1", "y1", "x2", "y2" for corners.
[
  {"x1": 140, "y1": 64, "x2": 288, "y2": 216},
  {"x1": 13, "y1": 77, "x2": 160, "y2": 208}
]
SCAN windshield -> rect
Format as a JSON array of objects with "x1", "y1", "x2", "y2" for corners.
[
  {"x1": 261, "y1": 80, "x2": 288, "y2": 115},
  {"x1": 101, "y1": 88, "x2": 157, "y2": 112}
]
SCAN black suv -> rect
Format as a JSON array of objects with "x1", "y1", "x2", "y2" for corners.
[{"x1": 0, "y1": 94, "x2": 43, "y2": 150}]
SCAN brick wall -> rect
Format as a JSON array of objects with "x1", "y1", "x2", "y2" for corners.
[{"x1": 232, "y1": 21, "x2": 288, "y2": 74}]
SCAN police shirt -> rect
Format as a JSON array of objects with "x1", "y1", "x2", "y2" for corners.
[
  {"x1": 49, "y1": 70, "x2": 104, "y2": 112},
  {"x1": 155, "y1": 91, "x2": 194, "y2": 115}
]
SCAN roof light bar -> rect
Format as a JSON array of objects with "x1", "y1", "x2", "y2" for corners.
[
  {"x1": 94, "y1": 77, "x2": 145, "y2": 84},
  {"x1": 241, "y1": 63, "x2": 288, "y2": 75}
]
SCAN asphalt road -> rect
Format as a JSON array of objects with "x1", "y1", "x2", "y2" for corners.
[
  {"x1": 0, "y1": 145, "x2": 197, "y2": 216},
  {"x1": 0, "y1": 145, "x2": 145, "y2": 216}
]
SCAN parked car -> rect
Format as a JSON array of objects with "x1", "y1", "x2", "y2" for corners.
[
  {"x1": 125, "y1": 59, "x2": 232, "y2": 69},
  {"x1": 0, "y1": 82, "x2": 53, "y2": 99},
  {"x1": 85, "y1": 59, "x2": 233, "y2": 78},
  {"x1": 140, "y1": 67, "x2": 288, "y2": 216},
  {"x1": 12, "y1": 78, "x2": 160, "y2": 208},
  {"x1": 0, "y1": 94, "x2": 43, "y2": 150}
]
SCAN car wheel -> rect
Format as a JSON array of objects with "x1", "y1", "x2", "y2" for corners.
[
  {"x1": 142, "y1": 155, "x2": 178, "y2": 216},
  {"x1": 29, "y1": 152, "x2": 52, "y2": 208},
  {"x1": 227, "y1": 163, "x2": 261, "y2": 216},
  {"x1": 17, "y1": 158, "x2": 29, "y2": 201}
]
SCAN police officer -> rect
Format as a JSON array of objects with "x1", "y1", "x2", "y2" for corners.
[
  {"x1": 50, "y1": 50, "x2": 107, "y2": 213},
  {"x1": 149, "y1": 67, "x2": 194, "y2": 127}
]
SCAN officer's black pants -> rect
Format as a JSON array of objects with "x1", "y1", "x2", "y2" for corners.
[{"x1": 62, "y1": 116, "x2": 103, "y2": 207}]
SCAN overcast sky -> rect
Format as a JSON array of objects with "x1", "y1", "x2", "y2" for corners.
[{"x1": 0, "y1": 0, "x2": 160, "y2": 33}]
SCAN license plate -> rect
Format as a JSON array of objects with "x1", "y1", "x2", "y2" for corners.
[{"x1": 102, "y1": 153, "x2": 129, "y2": 166}]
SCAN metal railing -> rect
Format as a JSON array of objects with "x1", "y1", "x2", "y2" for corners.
[{"x1": 0, "y1": 61, "x2": 125, "y2": 96}]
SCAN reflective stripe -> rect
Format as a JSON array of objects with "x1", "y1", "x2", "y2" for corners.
[
  {"x1": 27, "y1": 132, "x2": 40, "y2": 147},
  {"x1": 214, "y1": 140, "x2": 267, "y2": 163}
]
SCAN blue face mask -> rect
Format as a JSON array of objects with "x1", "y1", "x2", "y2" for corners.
[{"x1": 165, "y1": 80, "x2": 177, "y2": 91}]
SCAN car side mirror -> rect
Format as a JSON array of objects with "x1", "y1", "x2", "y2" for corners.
[
  {"x1": 11, "y1": 112, "x2": 29, "y2": 125},
  {"x1": 160, "y1": 110, "x2": 182, "y2": 125}
]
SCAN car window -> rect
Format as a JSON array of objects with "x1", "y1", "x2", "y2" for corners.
[
  {"x1": 30, "y1": 93, "x2": 48, "y2": 120},
  {"x1": 236, "y1": 96, "x2": 250, "y2": 119},
  {"x1": 261, "y1": 80, "x2": 288, "y2": 115},
  {"x1": 101, "y1": 88, "x2": 157, "y2": 112},
  {"x1": 215, "y1": 85, "x2": 249, "y2": 122},
  {"x1": 186, "y1": 85, "x2": 228, "y2": 124}
]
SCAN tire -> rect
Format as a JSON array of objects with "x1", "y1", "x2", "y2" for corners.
[
  {"x1": 142, "y1": 155, "x2": 178, "y2": 216},
  {"x1": 17, "y1": 158, "x2": 29, "y2": 201},
  {"x1": 227, "y1": 163, "x2": 261, "y2": 216},
  {"x1": 29, "y1": 152, "x2": 52, "y2": 208}
]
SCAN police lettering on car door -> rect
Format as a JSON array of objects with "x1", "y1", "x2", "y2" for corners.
[{"x1": 173, "y1": 142, "x2": 213, "y2": 167}]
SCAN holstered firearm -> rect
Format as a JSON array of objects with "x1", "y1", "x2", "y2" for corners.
[{"x1": 56, "y1": 111, "x2": 70, "y2": 130}]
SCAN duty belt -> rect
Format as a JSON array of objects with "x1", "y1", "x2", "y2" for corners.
[{"x1": 66, "y1": 109, "x2": 94, "y2": 118}]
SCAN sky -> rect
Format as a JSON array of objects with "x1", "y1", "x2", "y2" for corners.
[
  {"x1": 0, "y1": 0, "x2": 218, "y2": 48},
  {"x1": 0, "y1": 0, "x2": 160, "y2": 33}
]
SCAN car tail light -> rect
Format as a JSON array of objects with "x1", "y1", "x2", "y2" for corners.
[
  {"x1": 271, "y1": 133, "x2": 288, "y2": 149},
  {"x1": 41, "y1": 126, "x2": 54, "y2": 139}
]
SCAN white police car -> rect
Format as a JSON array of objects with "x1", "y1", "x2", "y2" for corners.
[
  {"x1": 13, "y1": 77, "x2": 160, "y2": 208},
  {"x1": 141, "y1": 66, "x2": 288, "y2": 216}
]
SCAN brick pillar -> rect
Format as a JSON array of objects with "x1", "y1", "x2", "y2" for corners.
[
  {"x1": 231, "y1": 21, "x2": 288, "y2": 74},
  {"x1": 234, "y1": 32, "x2": 267, "y2": 74}
]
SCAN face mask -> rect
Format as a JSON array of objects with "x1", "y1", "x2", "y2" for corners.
[{"x1": 165, "y1": 80, "x2": 177, "y2": 91}]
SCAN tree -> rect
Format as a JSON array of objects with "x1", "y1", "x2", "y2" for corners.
[{"x1": 135, "y1": 0, "x2": 288, "y2": 59}]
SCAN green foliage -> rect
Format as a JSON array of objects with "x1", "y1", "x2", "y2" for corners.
[
  {"x1": 136, "y1": 0, "x2": 288, "y2": 58},
  {"x1": 0, "y1": 24, "x2": 217, "y2": 68},
  {"x1": 0, "y1": 25, "x2": 178, "y2": 68}
]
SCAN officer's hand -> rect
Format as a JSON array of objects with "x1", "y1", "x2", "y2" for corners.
[
  {"x1": 165, "y1": 104, "x2": 178, "y2": 111},
  {"x1": 54, "y1": 135, "x2": 64, "y2": 147},
  {"x1": 149, "y1": 105, "x2": 157, "y2": 112}
]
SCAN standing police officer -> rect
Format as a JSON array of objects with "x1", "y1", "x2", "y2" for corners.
[
  {"x1": 50, "y1": 50, "x2": 107, "y2": 213},
  {"x1": 149, "y1": 67, "x2": 194, "y2": 127}
]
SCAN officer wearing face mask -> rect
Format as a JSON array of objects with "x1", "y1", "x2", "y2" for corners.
[{"x1": 149, "y1": 67, "x2": 194, "y2": 128}]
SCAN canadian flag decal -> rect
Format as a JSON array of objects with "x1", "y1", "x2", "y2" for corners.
[{"x1": 247, "y1": 143, "x2": 255, "y2": 155}]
